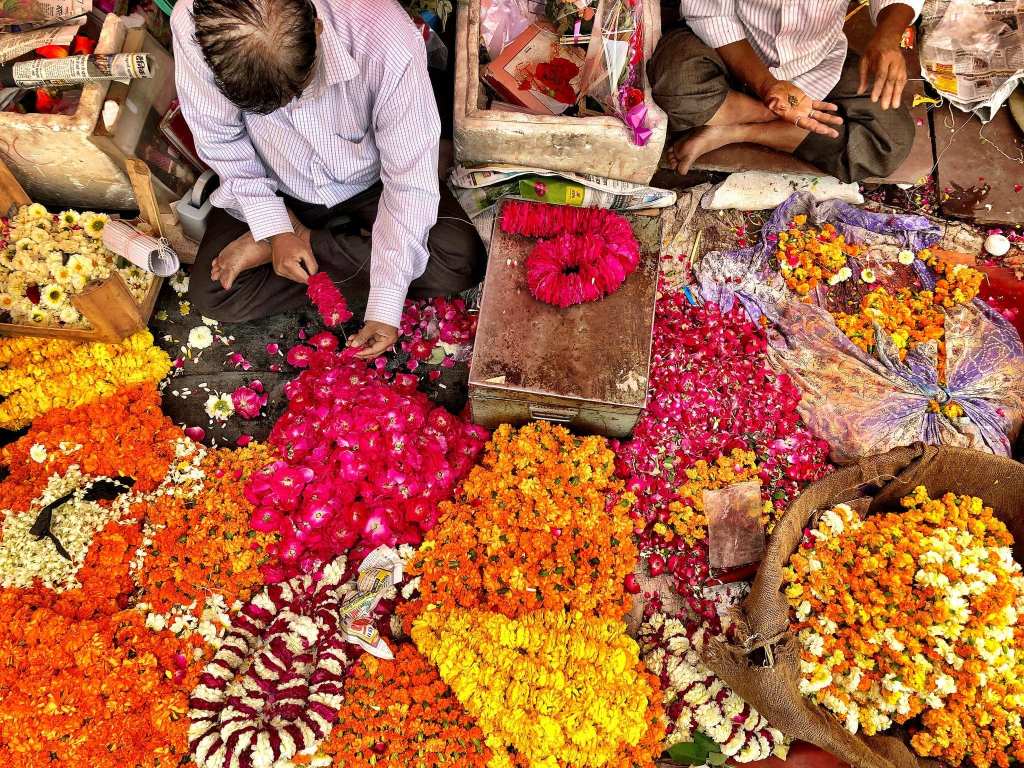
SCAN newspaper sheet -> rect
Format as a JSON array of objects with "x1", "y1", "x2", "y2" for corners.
[
  {"x1": 0, "y1": 0, "x2": 90, "y2": 31},
  {"x1": 0, "y1": 20, "x2": 82, "y2": 63}
]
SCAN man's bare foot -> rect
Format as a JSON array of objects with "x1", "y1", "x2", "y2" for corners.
[
  {"x1": 666, "y1": 126, "x2": 740, "y2": 176},
  {"x1": 210, "y1": 210, "x2": 312, "y2": 291}
]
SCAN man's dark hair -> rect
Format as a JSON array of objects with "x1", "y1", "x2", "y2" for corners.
[{"x1": 192, "y1": 0, "x2": 318, "y2": 114}]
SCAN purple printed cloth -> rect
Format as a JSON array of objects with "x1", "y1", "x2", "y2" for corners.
[{"x1": 696, "y1": 193, "x2": 1024, "y2": 464}]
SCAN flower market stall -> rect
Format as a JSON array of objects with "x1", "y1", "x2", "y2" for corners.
[{"x1": 3, "y1": 3, "x2": 1024, "y2": 768}]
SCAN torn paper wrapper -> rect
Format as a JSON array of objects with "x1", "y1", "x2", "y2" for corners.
[{"x1": 338, "y1": 546, "x2": 405, "y2": 660}]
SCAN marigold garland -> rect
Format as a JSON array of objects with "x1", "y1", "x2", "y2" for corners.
[
  {"x1": 135, "y1": 443, "x2": 279, "y2": 620},
  {"x1": 317, "y1": 644, "x2": 492, "y2": 768},
  {"x1": 0, "y1": 593, "x2": 201, "y2": 767},
  {"x1": 0, "y1": 383, "x2": 184, "y2": 510},
  {"x1": 412, "y1": 606, "x2": 665, "y2": 768},
  {"x1": 0, "y1": 331, "x2": 171, "y2": 429},
  {"x1": 784, "y1": 487, "x2": 1024, "y2": 768},
  {"x1": 408, "y1": 421, "x2": 637, "y2": 620}
]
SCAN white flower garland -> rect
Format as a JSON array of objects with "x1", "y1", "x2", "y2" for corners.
[
  {"x1": 639, "y1": 611, "x2": 788, "y2": 763},
  {"x1": 188, "y1": 559, "x2": 354, "y2": 768}
]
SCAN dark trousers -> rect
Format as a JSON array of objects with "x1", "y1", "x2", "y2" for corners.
[
  {"x1": 189, "y1": 182, "x2": 486, "y2": 324},
  {"x1": 647, "y1": 26, "x2": 916, "y2": 182}
]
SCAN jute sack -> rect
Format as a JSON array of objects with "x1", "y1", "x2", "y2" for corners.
[{"x1": 702, "y1": 443, "x2": 1024, "y2": 768}]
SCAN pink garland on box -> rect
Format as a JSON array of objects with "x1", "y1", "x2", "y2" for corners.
[{"x1": 500, "y1": 200, "x2": 641, "y2": 307}]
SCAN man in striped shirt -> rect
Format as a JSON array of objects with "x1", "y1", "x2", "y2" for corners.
[
  {"x1": 648, "y1": 0, "x2": 924, "y2": 182},
  {"x1": 171, "y1": 0, "x2": 485, "y2": 358}
]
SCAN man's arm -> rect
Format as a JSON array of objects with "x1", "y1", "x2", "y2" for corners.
[
  {"x1": 348, "y1": 29, "x2": 441, "y2": 359},
  {"x1": 861, "y1": 1, "x2": 924, "y2": 109},
  {"x1": 680, "y1": 0, "x2": 841, "y2": 135},
  {"x1": 171, "y1": 5, "x2": 314, "y2": 283}
]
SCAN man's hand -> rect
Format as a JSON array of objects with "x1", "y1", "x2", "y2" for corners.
[
  {"x1": 859, "y1": 33, "x2": 908, "y2": 110},
  {"x1": 860, "y1": 4, "x2": 915, "y2": 110},
  {"x1": 271, "y1": 232, "x2": 318, "y2": 284},
  {"x1": 761, "y1": 80, "x2": 843, "y2": 137},
  {"x1": 348, "y1": 321, "x2": 399, "y2": 359}
]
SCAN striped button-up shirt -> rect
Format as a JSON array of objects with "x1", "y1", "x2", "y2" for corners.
[
  {"x1": 171, "y1": 0, "x2": 440, "y2": 328},
  {"x1": 680, "y1": 0, "x2": 924, "y2": 100}
]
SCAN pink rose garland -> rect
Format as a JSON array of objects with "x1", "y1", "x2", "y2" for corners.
[{"x1": 500, "y1": 200, "x2": 641, "y2": 307}]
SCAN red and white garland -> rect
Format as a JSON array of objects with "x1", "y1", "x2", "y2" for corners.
[
  {"x1": 500, "y1": 200, "x2": 641, "y2": 308},
  {"x1": 188, "y1": 559, "x2": 354, "y2": 768}
]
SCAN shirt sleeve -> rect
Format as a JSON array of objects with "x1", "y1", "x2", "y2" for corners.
[
  {"x1": 363, "y1": 37, "x2": 441, "y2": 329},
  {"x1": 679, "y1": 0, "x2": 747, "y2": 49},
  {"x1": 869, "y1": 0, "x2": 924, "y2": 24},
  {"x1": 170, "y1": 4, "x2": 293, "y2": 242}
]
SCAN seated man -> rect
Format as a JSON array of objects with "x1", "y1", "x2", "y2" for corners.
[
  {"x1": 649, "y1": 0, "x2": 923, "y2": 182},
  {"x1": 171, "y1": 0, "x2": 485, "y2": 358}
]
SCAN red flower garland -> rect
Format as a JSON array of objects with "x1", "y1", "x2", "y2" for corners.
[
  {"x1": 307, "y1": 272, "x2": 353, "y2": 328},
  {"x1": 500, "y1": 201, "x2": 641, "y2": 308}
]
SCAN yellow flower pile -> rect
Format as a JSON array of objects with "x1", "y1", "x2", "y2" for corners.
[
  {"x1": 657, "y1": 449, "x2": 772, "y2": 546},
  {"x1": 783, "y1": 487, "x2": 1024, "y2": 768},
  {"x1": 413, "y1": 608, "x2": 661, "y2": 768},
  {"x1": 0, "y1": 204, "x2": 152, "y2": 328},
  {"x1": 0, "y1": 331, "x2": 170, "y2": 429},
  {"x1": 408, "y1": 423, "x2": 665, "y2": 768}
]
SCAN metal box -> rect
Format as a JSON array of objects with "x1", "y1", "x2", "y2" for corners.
[
  {"x1": 454, "y1": 0, "x2": 669, "y2": 184},
  {"x1": 469, "y1": 201, "x2": 660, "y2": 438}
]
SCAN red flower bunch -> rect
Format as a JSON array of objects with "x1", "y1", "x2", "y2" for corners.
[
  {"x1": 383, "y1": 296, "x2": 478, "y2": 380},
  {"x1": 246, "y1": 343, "x2": 488, "y2": 581},
  {"x1": 523, "y1": 56, "x2": 580, "y2": 104},
  {"x1": 500, "y1": 201, "x2": 641, "y2": 308},
  {"x1": 307, "y1": 272, "x2": 353, "y2": 328},
  {"x1": 614, "y1": 288, "x2": 831, "y2": 626}
]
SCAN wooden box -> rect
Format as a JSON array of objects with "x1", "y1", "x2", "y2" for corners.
[
  {"x1": 468, "y1": 201, "x2": 660, "y2": 438},
  {"x1": 454, "y1": 0, "x2": 668, "y2": 184},
  {"x1": 0, "y1": 13, "x2": 155, "y2": 211},
  {"x1": 0, "y1": 157, "x2": 163, "y2": 343}
]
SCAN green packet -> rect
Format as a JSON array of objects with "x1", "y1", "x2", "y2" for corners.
[{"x1": 517, "y1": 177, "x2": 588, "y2": 206}]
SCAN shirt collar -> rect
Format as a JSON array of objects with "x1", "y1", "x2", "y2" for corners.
[{"x1": 309, "y1": 0, "x2": 358, "y2": 93}]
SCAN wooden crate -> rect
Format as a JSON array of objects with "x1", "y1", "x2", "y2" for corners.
[
  {"x1": 0, "y1": 13, "x2": 144, "y2": 211},
  {"x1": 454, "y1": 0, "x2": 668, "y2": 184},
  {"x1": 468, "y1": 200, "x2": 660, "y2": 438},
  {"x1": 0, "y1": 158, "x2": 164, "y2": 343}
]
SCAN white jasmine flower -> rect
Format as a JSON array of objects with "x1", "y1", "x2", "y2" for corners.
[
  {"x1": 29, "y1": 444, "x2": 48, "y2": 463},
  {"x1": 188, "y1": 325, "x2": 215, "y2": 349},
  {"x1": 204, "y1": 393, "x2": 235, "y2": 421}
]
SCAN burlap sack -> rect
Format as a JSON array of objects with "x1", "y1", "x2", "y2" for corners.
[{"x1": 702, "y1": 443, "x2": 1024, "y2": 768}]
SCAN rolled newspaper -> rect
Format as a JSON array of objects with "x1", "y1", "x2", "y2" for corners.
[
  {"x1": 0, "y1": 53, "x2": 152, "y2": 88},
  {"x1": 102, "y1": 219, "x2": 180, "y2": 278}
]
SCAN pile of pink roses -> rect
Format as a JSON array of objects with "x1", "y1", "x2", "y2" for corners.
[
  {"x1": 614, "y1": 288, "x2": 830, "y2": 626},
  {"x1": 246, "y1": 281, "x2": 489, "y2": 582}
]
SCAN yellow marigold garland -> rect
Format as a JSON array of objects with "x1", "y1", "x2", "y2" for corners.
[
  {"x1": 783, "y1": 487, "x2": 1024, "y2": 768},
  {"x1": 0, "y1": 330, "x2": 170, "y2": 429},
  {"x1": 412, "y1": 606, "x2": 664, "y2": 768}
]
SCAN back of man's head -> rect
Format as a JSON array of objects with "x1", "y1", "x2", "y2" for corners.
[{"x1": 193, "y1": 0, "x2": 318, "y2": 114}]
